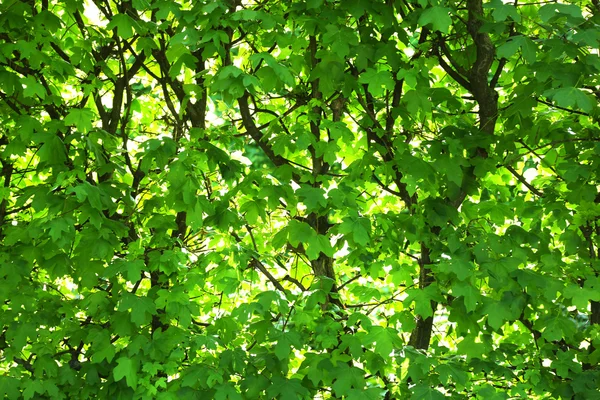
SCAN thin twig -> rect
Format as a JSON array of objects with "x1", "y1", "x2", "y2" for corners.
[
  {"x1": 282, "y1": 275, "x2": 307, "y2": 291},
  {"x1": 537, "y1": 98, "x2": 590, "y2": 116},
  {"x1": 504, "y1": 165, "x2": 544, "y2": 197},
  {"x1": 338, "y1": 273, "x2": 361, "y2": 291}
]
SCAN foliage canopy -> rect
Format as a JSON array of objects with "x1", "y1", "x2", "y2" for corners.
[{"x1": 1, "y1": 0, "x2": 600, "y2": 398}]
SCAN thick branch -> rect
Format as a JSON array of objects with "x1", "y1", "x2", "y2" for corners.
[
  {"x1": 467, "y1": 0, "x2": 498, "y2": 135},
  {"x1": 409, "y1": 243, "x2": 437, "y2": 350},
  {"x1": 238, "y1": 92, "x2": 301, "y2": 182}
]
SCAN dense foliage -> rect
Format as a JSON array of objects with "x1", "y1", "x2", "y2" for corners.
[{"x1": 1, "y1": 0, "x2": 600, "y2": 398}]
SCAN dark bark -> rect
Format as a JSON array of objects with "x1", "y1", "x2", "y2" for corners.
[
  {"x1": 0, "y1": 160, "x2": 12, "y2": 238},
  {"x1": 466, "y1": 0, "x2": 498, "y2": 136},
  {"x1": 306, "y1": 36, "x2": 342, "y2": 308},
  {"x1": 409, "y1": 0, "x2": 499, "y2": 351},
  {"x1": 591, "y1": 301, "x2": 600, "y2": 325},
  {"x1": 409, "y1": 243, "x2": 436, "y2": 350},
  {"x1": 579, "y1": 220, "x2": 600, "y2": 326}
]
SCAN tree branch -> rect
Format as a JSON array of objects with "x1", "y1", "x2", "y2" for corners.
[
  {"x1": 504, "y1": 165, "x2": 545, "y2": 197},
  {"x1": 238, "y1": 92, "x2": 301, "y2": 182},
  {"x1": 536, "y1": 97, "x2": 590, "y2": 116}
]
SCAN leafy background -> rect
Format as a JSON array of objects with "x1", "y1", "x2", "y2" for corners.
[{"x1": 0, "y1": 0, "x2": 600, "y2": 398}]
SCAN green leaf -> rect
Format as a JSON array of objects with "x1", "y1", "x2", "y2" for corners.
[
  {"x1": 91, "y1": 341, "x2": 116, "y2": 363},
  {"x1": 249, "y1": 53, "x2": 295, "y2": 88},
  {"x1": 181, "y1": 365, "x2": 209, "y2": 388},
  {"x1": 402, "y1": 90, "x2": 431, "y2": 115},
  {"x1": 296, "y1": 185, "x2": 327, "y2": 211},
  {"x1": 452, "y1": 281, "x2": 480, "y2": 313},
  {"x1": 438, "y1": 258, "x2": 473, "y2": 281},
  {"x1": 485, "y1": 301, "x2": 512, "y2": 330},
  {"x1": 544, "y1": 87, "x2": 593, "y2": 113},
  {"x1": 211, "y1": 65, "x2": 246, "y2": 102},
  {"x1": 418, "y1": 6, "x2": 452, "y2": 34},
  {"x1": 358, "y1": 68, "x2": 395, "y2": 97},
  {"x1": 539, "y1": 315, "x2": 577, "y2": 342},
  {"x1": 118, "y1": 293, "x2": 157, "y2": 326},
  {"x1": 64, "y1": 108, "x2": 95, "y2": 133},
  {"x1": 564, "y1": 283, "x2": 600, "y2": 310},
  {"x1": 23, "y1": 380, "x2": 44, "y2": 400},
  {"x1": 266, "y1": 377, "x2": 310, "y2": 400},
  {"x1": 364, "y1": 326, "x2": 403, "y2": 356},
  {"x1": 106, "y1": 14, "x2": 135, "y2": 39},
  {"x1": 0, "y1": 376, "x2": 21, "y2": 399},
  {"x1": 497, "y1": 36, "x2": 522, "y2": 60},
  {"x1": 486, "y1": 0, "x2": 521, "y2": 22},
  {"x1": 347, "y1": 388, "x2": 385, "y2": 400},
  {"x1": 0, "y1": 70, "x2": 21, "y2": 96},
  {"x1": 126, "y1": 259, "x2": 145, "y2": 283},
  {"x1": 520, "y1": 37, "x2": 537, "y2": 64},
  {"x1": 412, "y1": 384, "x2": 447, "y2": 400},
  {"x1": 214, "y1": 316, "x2": 239, "y2": 343},
  {"x1": 539, "y1": 3, "x2": 583, "y2": 23},
  {"x1": 475, "y1": 385, "x2": 510, "y2": 400},
  {"x1": 497, "y1": 36, "x2": 536, "y2": 64},
  {"x1": 70, "y1": 182, "x2": 104, "y2": 210},
  {"x1": 436, "y1": 362, "x2": 468, "y2": 387},
  {"x1": 287, "y1": 220, "x2": 315, "y2": 248},
  {"x1": 240, "y1": 199, "x2": 267, "y2": 224},
  {"x1": 405, "y1": 285, "x2": 442, "y2": 318},
  {"x1": 274, "y1": 331, "x2": 302, "y2": 360},
  {"x1": 338, "y1": 216, "x2": 370, "y2": 246},
  {"x1": 456, "y1": 335, "x2": 490, "y2": 360},
  {"x1": 322, "y1": 25, "x2": 358, "y2": 58},
  {"x1": 48, "y1": 217, "x2": 74, "y2": 243},
  {"x1": 434, "y1": 155, "x2": 463, "y2": 187},
  {"x1": 38, "y1": 134, "x2": 67, "y2": 165},
  {"x1": 20, "y1": 76, "x2": 46, "y2": 99},
  {"x1": 332, "y1": 366, "x2": 365, "y2": 396},
  {"x1": 113, "y1": 357, "x2": 138, "y2": 389},
  {"x1": 215, "y1": 383, "x2": 243, "y2": 400},
  {"x1": 306, "y1": 234, "x2": 334, "y2": 260}
]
